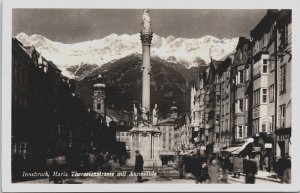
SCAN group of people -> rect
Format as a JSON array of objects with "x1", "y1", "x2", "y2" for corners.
[
  {"x1": 46, "y1": 147, "x2": 129, "y2": 183},
  {"x1": 273, "y1": 154, "x2": 291, "y2": 183},
  {"x1": 177, "y1": 152, "x2": 284, "y2": 184},
  {"x1": 42, "y1": 147, "x2": 292, "y2": 184}
]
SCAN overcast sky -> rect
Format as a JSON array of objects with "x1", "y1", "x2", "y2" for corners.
[{"x1": 13, "y1": 9, "x2": 267, "y2": 43}]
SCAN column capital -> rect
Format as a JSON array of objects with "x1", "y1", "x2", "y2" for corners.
[{"x1": 140, "y1": 32, "x2": 153, "y2": 45}]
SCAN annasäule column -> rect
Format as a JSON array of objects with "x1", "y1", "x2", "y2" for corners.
[{"x1": 140, "y1": 9, "x2": 153, "y2": 111}]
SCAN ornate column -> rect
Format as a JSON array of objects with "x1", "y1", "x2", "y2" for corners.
[{"x1": 140, "y1": 9, "x2": 153, "y2": 111}]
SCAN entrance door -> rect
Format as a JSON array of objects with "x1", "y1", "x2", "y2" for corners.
[{"x1": 277, "y1": 141, "x2": 285, "y2": 158}]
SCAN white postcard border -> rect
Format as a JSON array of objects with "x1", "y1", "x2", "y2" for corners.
[{"x1": 2, "y1": 0, "x2": 300, "y2": 192}]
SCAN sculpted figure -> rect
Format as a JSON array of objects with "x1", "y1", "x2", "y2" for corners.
[
  {"x1": 152, "y1": 104, "x2": 158, "y2": 126},
  {"x1": 133, "y1": 104, "x2": 138, "y2": 127},
  {"x1": 142, "y1": 9, "x2": 151, "y2": 33}
]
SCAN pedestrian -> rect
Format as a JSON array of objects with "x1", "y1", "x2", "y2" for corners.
[
  {"x1": 88, "y1": 150, "x2": 97, "y2": 171},
  {"x1": 177, "y1": 156, "x2": 185, "y2": 179},
  {"x1": 221, "y1": 155, "x2": 231, "y2": 183},
  {"x1": 45, "y1": 149, "x2": 55, "y2": 183},
  {"x1": 254, "y1": 155, "x2": 260, "y2": 172},
  {"x1": 273, "y1": 156, "x2": 279, "y2": 177},
  {"x1": 208, "y1": 159, "x2": 221, "y2": 183},
  {"x1": 233, "y1": 155, "x2": 243, "y2": 178},
  {"x1": 97, "y1": 152, "x2": 105, "y2": 171},
  {"x1": 282, "y1": 167, "x2": 291, "y2": 184},
  {"x1": 277, "y1": 154, "x2": 291, "y2": 182},
  {"x1": 244, "y1": 155, "x2": 258, "y2": 184},
  {"x1": 197, "y1": 161, "x2": 209, "y2": 183},
  {"x1": 281, "y1": 155, "x2": 291, "y2": 184},
  {"x1": 104, "y1": 151, "x2": 110, "y2": 164},
  {"x1": 134, "y1": 150, "x2": 144, "y2": 183}
]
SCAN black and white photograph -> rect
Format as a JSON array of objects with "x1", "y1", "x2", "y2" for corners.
[{"x1": 1, "y1": 0, "x2": 300, "y2": 192}]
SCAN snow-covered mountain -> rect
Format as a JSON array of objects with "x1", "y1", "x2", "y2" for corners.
[{"x1": 15, "y1": 32, "x2": 238, "y2": 78}]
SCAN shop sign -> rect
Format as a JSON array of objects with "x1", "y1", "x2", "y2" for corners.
[{"x1": 265, "y1": 143, "x2": 272, "y2": 148}]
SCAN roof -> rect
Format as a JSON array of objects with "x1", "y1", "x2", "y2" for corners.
[
  {"x1": 250, "y1": 9, "x2": 280, "y2": 40},
  {"x1": 47, "y1": 61, "x2": 61, "y2": 72},
  {"x1": 22, "y1": 45, "x2": 35, "y2": 57},
  {"x1": 235, "y1": 37, "x2": 251, "y2": 50},
  {"x1": 211, "y1": 56, "x2": 232, "y2": 75},
  {"x1": 199, "y1": 65, "x2": 209, "y2": 73},
  {"x1": 276, "y1": 9, "x2": 291, "y2": 28},
  {"x1": 93, "y1": 83, "x2": 106, "y2": 88}
]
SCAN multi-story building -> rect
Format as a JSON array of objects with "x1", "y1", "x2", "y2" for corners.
[
  {"x1": 189, "y1": 66, "x2": 209, "y2": 151},
  {"x1": 231, "y1": 37, "x2": 251, "y2": 143},
  {"x1": 219, "y1": 54, "x2": 234, "y2": 150},
  {"x1": 275, "y1": 10, "x2": 292, "y2": 158},
  {"x1": 204, "y1": 56, "x2": 233, "y2": 154},
  {"x1": 116, "y1": 129, "x2": 131, "y2": 152},
  {"x1": 174, "y1": 113, "x2": 192, "y2": 152},
  {"x1": 183, "y1": 9, "x2": 292, "y2": 163},
  {"x1": 250, "y1": 10, "x2": 279, "y2": 170},
  {"x1": 248, "y1": 10, "x2": 292, "y2": 170},
  {"x1": 11, "y1": 37, "x2": 120, "y2": 181},
  {"x1": 12, "y1": 37, "x2": 93, "y2": 180},
  {"x1": 156, "y1": 103, "x2": 178, "y2": 164}
]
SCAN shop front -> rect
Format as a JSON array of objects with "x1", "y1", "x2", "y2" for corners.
[{"x1": 275, "y1": 127, "x2": 291, "y2": 158}]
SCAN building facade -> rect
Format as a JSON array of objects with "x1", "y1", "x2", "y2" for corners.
[
  {"x1": 231, "y1": 37, "x2": 251, "y2": 143},
  {"x1": 174, "y1": 113, "x2": 192, "y2": 153},
  {"x1": 275, "y1": 10, "x2": 292, "y2": 158}
]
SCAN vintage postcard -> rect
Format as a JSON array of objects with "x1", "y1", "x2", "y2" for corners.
[{"x1": 1, "y1": 0, "x2": 300, "y2": 192}]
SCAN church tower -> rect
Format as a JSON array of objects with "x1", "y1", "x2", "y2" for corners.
[{"x1": 93, "y1": 75, "x2": 106, "y2": 118}]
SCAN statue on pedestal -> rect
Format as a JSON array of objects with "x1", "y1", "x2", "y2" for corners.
[
  {"x1": 140, "y1": 104, "x2": 150, "y2": 126},
  {"x1": 152, "y1": 104, "x2": 158, "y2": 126},
  {"x1": 142, "y1": 9, "x2": 151, "y2": 33},
  {"x1": 133, "y1": 104, "x2": 138, "y2": 127}
]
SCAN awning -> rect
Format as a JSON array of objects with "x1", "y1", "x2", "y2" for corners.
[
  {"x1": 223, "y1": 138, "x2": 254, "y2": 154},
  {"x1": 275, "y1": 127, "x2": 291, "y2": 136},
  {"x1": 222, "y1": 146, "x2": 240, "y2": 153}
]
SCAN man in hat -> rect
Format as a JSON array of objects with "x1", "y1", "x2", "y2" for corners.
[{"x1": 134, "y1": 150, "x2": 144, "y2": 182}]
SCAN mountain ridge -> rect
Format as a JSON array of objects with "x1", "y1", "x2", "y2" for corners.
[{"x1": 15, "y1": 32, "x2": 238, "y2": 79}]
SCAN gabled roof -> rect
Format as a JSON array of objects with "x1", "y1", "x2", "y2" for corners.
[
  {"x1": 211, "y1": 56, "x2": 232, "y2": 76},
  {"x1": 250, "y1": 9, "x2": 280, "y2": 40},
  {"x1": 47, "y1": 60, "x2": 61, "y2": 72},
  {"x1": 235, "y1": 37, "x2": 250, "y2": 51}
]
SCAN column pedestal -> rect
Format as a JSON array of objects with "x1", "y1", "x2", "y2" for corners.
[{"x1": 128, "y1": 126, "x2": 162, "y2": 168}]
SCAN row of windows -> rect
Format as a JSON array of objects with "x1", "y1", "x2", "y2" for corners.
[
  {"x1": 253, "y1": 88, "x2": 269, "y2": 106},
  {"x1": 13, "y1": 95, "x2": 27, "y2": 110},
  {"x1": 14, "y1": 65, "x2": 28, "y2": 88},
  {"x1": 119, "y1": 132, "x2": 130, "y2": 136},
  {"x1": 252, "y1": 107, "x2": 285, "y2": 134},
  {"x1": 220, "y1": 120, "x2": 229, "y2": 132},
  {"x1": 221, "y1": 102, "x2": 230, "y2": 116},
  {"x1": 94, "y1": 91, "x2": 105, "y2": 95}
]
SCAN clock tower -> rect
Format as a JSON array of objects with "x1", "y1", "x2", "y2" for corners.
[{"x1": 93, "y1": 75, "x2": 106, "y2": 118}]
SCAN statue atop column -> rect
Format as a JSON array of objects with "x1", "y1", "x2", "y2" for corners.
[{"x1": 142, "y1": 9, "x2": 151, "y2": 33}]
